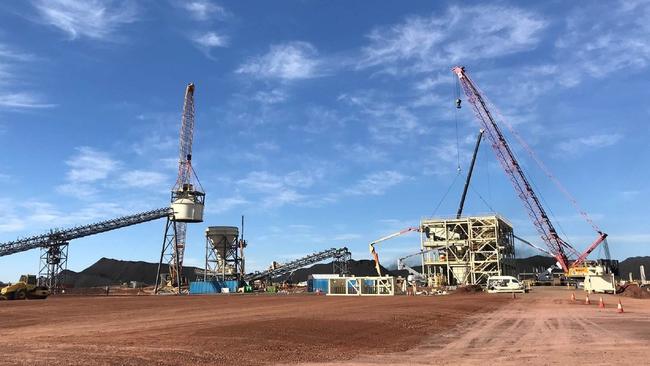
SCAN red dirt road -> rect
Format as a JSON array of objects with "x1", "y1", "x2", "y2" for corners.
[
  {"x1": 0, "y1": 293, "x2": 507, "y2": 365},
  {"x1": 304, "y1": 287, "x2": 650, "y2": 366}
]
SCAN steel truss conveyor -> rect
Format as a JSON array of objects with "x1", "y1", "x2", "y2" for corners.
[
  {"x1": 244, "y1": 247, "x2": 351, "y2": 282},
  {"x1": 0, "y1": 207, "x2": 171, "y2": 290}
]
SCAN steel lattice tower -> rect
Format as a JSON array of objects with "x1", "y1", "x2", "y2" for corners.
[{"x1": 155, "y1": 83, "x2": 205, "y2": 294}]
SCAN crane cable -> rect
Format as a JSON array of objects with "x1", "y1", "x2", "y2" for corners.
[
  {"x1": 454, "y1": 77, "x2": 462, "y2": 172},
  {"x1": 431, "y1": 172, "x2": 461, "y2": 217},
  {"x1": 471, "y1": 81, "x2": 601, "y2": 234}
]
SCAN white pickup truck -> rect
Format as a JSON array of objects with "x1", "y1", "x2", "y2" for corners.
[{"x1": 486, "y1": 276, "x2": 526, "y2": 293}]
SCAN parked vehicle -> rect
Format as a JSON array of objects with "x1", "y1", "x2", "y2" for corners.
[{"x1": 486, "y1": 276, "x2": 525, "y2": 293}]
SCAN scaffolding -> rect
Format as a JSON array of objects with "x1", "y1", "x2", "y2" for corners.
[
  {"x1": 327, "y1": 276, "x2": 395, "y2": 296},
  {"x1": 421, "y1": 215, "x2": 515, "y2": 286}
]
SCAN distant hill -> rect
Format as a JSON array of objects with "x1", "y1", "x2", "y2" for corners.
[
  {"x1": 59, "y1": 257, "x2": 393, "y2": 287},
  {"x1": 60, "y1": 258, "x2": 202, "y2": 288},
  {"x1": 55, "y1": 255, "x2": 650, "y2": 288},
  {"x1": 618, "y1": 256, "x2": 650, "y2": 281}
]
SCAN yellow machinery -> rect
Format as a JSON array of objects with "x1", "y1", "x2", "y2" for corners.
[{"x1": 0, "y1": 274, "x2": 49, "y2": 300}]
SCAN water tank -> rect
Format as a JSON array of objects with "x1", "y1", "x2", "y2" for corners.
[
  {"x1": 172, "y1": 197, "x2": 204, "y2": 222},
  {"x1": 206, "y1": 226, "x2": 239, "y2": 253}
]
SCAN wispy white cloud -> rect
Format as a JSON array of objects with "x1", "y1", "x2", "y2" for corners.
[
  {"x1": 334, "y1": 144, "x2": 388, "y2": 163},
  {"x1": 345, "y1": 170, "x2": 409, "y2": 196},
  {"x1": 556, "y1": 133, "x2": 623, "y2": 156},
  {"x1": 119, "y1": 170, "x2": 167, "y2": 188},
  {"x1": 64, "y1": 146, "x2": 120, "y2": 183},
  {"x1": 252, "y1": 89, "x2": 288, "y2": 105},
  {"x1": 554, "y1": 1, "x2": 650, "y2": 84},
  {"x1": 205, "y1": 195, "x2": 249, "y2": 214},
  {"x1": 502, "y1": 1, "x2": 650, "y2": 98},
  {"x1": 358, "y1": 5, "x2": 546, "y2": 75},
  {"x1": 236, "y1": 41, "x2": 321, "y2": 80},
  {"x1": 0, "y1": 198, "x2": 142, "y2": 234},
  {"x1": 338, "y1": 91, "x2": 423, "y2": 143},
  {"x1": 56, "y1": 146, "x2": 171, "y2": 198},
  {"x1": 232, "y1": 168, "x2": 339, "y2": 209},
  {"x1": 0, "y1": 93, "x2": 56, "y2": 109},
  {"x1": 31, "y1": 0, "x2": 139, "y2": 40},
  {"x1": 0, "y1": 44, "x2": 54, "y2": 110},
  {"x1": 192, "y1": 31, "x2": 228, "y2": 49},
  {"x1": 174, "y1": 0, "x2": 228, "y2": 21}
]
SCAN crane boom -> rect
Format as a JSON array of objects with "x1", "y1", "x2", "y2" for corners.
[
  {"x1": 457, "y1": 129, "x2": 484, "y2": 218},
  {"x1": 176, "y1": 83, "x2": 196, "y2": 190},
  {"x1": 169, "y1": 83, "x2": 197, "y2": 286},
  {"x1": 452, "y1": 66, "x2": 606, "y2": 272},
  {"x1": 369, "y1": 227, "x2": 420, "y2": 276}
]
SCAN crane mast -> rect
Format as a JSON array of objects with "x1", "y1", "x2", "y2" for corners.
[
  {"x1": 170, "y1": 83, "x2": 195, "y2": 287},
  {"x1": 452, "y1": 66, "x2": 606, "y2": 272},
  {"x1": 155, "y1": 83, "x2": 205, "y2": 293}
]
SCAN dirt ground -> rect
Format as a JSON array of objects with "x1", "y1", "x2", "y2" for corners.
[
  {"x1": 0, "y1": 292, "x2": 506, "y2": 365},
  {"x1": 302, "y1": 287, "x2": 650, "y2": 366},
  {"x1": 1, "y1": 288, "x2": 648, "y2": 366}
]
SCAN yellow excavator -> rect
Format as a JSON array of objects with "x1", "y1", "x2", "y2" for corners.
[{"x1": 0, "y1": 274, "x2": 50, "y2": 300}]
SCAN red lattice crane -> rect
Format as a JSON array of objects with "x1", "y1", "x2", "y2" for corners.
[{"x1": 452, "y1": 66, "x2": 607, "y2": 272}]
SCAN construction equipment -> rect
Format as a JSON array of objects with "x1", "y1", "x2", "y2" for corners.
[
  {"x1": 245, "y1": 247, "x2": 350, "y2": 282},
  {"x1": 369, "y1": 227, "x2": 420, "y2": 276},
  {"x1": 452, "y1": 66, "x2": 610, "y2": 277},
  {"x1": 457, "y1": 129, "x2": 484, "y2": 219},
  {"x1": 396, "y1": 250, "x2": 430, "y2": 279},
  {"x1": 155, "y1": 83, "x2": 205, "y2": 294},
  {"x1": 0, "y1": 208, "x2": 171, "y2": 291},
  {"x1": 0, "y1": 275, "x2": 49, "y2": 300}
]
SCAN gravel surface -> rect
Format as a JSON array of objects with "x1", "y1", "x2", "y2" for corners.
[
  {"x1": 0, "y1": 292, "x2": 507, "y2": 365},
  {"x1": 299, "y1": 287, "x2": 650, "y2": 366}
]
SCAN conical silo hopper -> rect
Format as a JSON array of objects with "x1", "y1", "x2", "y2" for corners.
[{"x1": 206, "y1": 226, "x2": 239, "y2": 258}]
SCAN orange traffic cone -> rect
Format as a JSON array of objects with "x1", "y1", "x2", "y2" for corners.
[
  {"x1": 617, "y1": 299, "x2": 624, "y2": 313},
  {"x1": 598, "y1": 297, "x2": 605, "y2": 308},
  {"x1": 571, "y1": 292, "x2": 576, "y2": 301},
  {"x1": 585, "y1": 294, "x2": 590, "y2": 305}
]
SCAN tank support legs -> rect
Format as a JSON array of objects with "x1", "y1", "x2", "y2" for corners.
[{"x1": 155, "y1": 217, "x2": 183, "y2": 294}]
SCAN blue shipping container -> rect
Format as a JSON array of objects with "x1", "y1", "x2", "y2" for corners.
[
  {"x1": 308, "y1": 279, "x2": 329, "y2": 293},
  {"x1": 189, "y1": 280, "x2": 239, "y2": 295}
]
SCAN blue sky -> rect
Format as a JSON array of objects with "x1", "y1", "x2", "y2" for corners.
[{"x1": 0, "y1": 0, "x2": 648, "y2": 281}]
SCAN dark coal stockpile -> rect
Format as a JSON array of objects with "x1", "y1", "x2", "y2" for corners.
[
  {"x1": 618, "y1": 256, "x2": 650, "y2": 281},
  {"x1": 60, "y1": 258, "x2": 202, "y2": 288},
  {"x1": 515, "y1": 255, "x2": 556, "y2": 274}
]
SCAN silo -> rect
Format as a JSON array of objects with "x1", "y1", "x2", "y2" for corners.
[{"x1": 204, "y1": 226, "x2": 244, "y2": 281}]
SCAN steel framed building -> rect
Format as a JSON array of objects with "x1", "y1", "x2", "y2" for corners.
[{"x1": 421, "y1": 215, "x2": 515, "y2": 286}]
